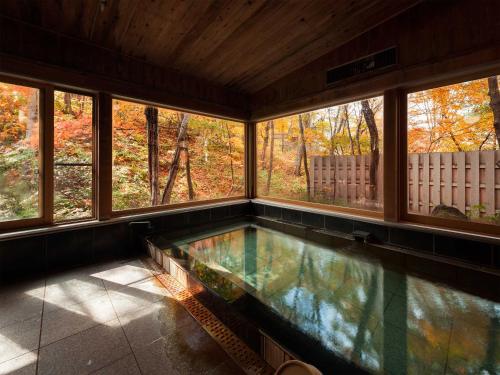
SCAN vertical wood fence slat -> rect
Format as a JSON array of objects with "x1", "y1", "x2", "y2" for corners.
[
  {"x1": 470, "y1": 151, "x2": 480, "y2": 208},
  {"x1": 411, "y1": 154, "x2": 419, "y2": 212},
  {"x1": 422, "y1": 153, "x2": 430, "y2": 215},
  {"x1": 310, "y1": 150, "x2": 499, "y2": 217},
  {"x1": 431, "y1": 153, "x2": 441, "y2": 210},
  {"x1": 484, "y1": 151, "x2": 495, "y2": 215},
  {"x1": 456, "y1": 152, "x2": 466, "y2": 213},
  {"x1": 442, "y1": 153, "x2": 452, "y2": 206}
]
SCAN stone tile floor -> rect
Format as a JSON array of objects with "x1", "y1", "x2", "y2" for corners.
[{"x1": 0, "y1": 258, "x2": 244, "y2": 375}]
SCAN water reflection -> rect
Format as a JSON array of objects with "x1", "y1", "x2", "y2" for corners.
[{"x1": 173, "y1": 225, "x2": 499, "y2": 374}]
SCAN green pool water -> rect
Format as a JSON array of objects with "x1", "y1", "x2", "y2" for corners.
[{"x1": 162, "y1": 224, "x2": 499, "y2": 375}]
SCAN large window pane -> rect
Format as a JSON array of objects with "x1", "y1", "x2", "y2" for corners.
[
  {"x1": 407, "y1": 76, "x2": 500, "y2": 226},
  {"x1": 257, "y1": 96, "x2": 384, "y2": 212},
  {"x1": 0, "y1": 82, "x2": 40, "y2": 221},
  {"x1": 112, "y1": 99, "x2": 244, "y2": 211},
  {"x1": 54, "y1": 91, "x2": 94, "y2": 221}
]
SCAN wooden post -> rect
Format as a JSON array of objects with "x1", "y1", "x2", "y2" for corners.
[
  {"x1": 383, "y1": 89, "x2": 402, "y2": 222},
  {"x1": 97, "y1": 93, "x2": 113, "y2": 220},
  {"x1": 42, "y1": 86, "x2": 54, "y2": 225},
  {"x1": 245, "y1": 121, "x2": 257, "y2": 199}
]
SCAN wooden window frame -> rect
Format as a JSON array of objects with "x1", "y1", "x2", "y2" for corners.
[
  {"x1": 109, "y1": 96, "x2": 246, "y2": 218},
  {"x1": 254, "y1": 94, "x2": 385, "y2": 220},
  {"x1": 0, "y1": 75, "x2": 51, "y2": 231},
  {"x1": 399, "y1": 73, "x2": 500, "y2": 236},
  {"x1": 52, "y1": 87, "x2": 98, "y2": 224}
]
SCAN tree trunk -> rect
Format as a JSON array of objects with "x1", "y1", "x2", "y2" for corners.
[
  {"x1": 355, "y1": 111, "x2": 363, "y2": 155},
  {"x1": 344, "y1": 105, "x2": 355, "y2": 155},
  {"x1": 294, "y1": 139, "x2": 303, "y2": 176},
  {"x1": 361, "y1": 100, "x2": 379, "y2": 201},
  {"x1": 298, "y1": 114, "x2": 311, "y2": 200},
  {"x1": 265, "y1": 121, "x2": 275, "y2": 194},
  {"x1": 226, "y1": 122, "x2": 235, "y2": 195},
  {"x1": 63, "y1": 92, "x2": 73, "y2": 115},
  {"x1": 260, "y1": 121, "x2": 270, "y2": 169},
  {"x1": 185, "y1": 147, "x2": 195, "y2": 200},
  {"x1": 161, "y1": 113, "x2": 191, "y2": 204},
  {"x1": 487, "y1": 76, "x2": 500, "y2": 148},
  {"x1": 145, "y1": 106, "x2": 160, "y2": 205}
]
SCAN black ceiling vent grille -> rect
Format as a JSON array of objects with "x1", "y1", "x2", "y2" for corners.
[{"x1": 326, "y1": 47, "x2": 397, "y2": 85}]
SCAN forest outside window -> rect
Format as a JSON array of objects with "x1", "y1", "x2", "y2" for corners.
[
  {"x1": 112, "y1": 99, "x2": 245, "y2": 212},
  {"x1": 407, "y1": 75, "x2": 500, "y2": 227},
  {"x1": 256, "y1": 96, "x2": 384, "y2": 213},
  {"x1": 0, "y1": 81, "x2": 41, "y2": 222},
  {"x1": 53, "y1": 90, "x2": 94, "y2": 222}
]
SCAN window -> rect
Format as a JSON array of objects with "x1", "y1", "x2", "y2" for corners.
[
  {"x1": 407, "y1": 75, "x2": 500, "y2": 227},
  {"x1": 112, "y1": 99, "x2": 244, "y2": 211},
  {"x1": 53, "y1": 90, "x2": 94, "y2": 221},
  {"x1": 0, "y1": 81, "x2": 41, "y2": 222},
  {"x1": 257, "y1": 96, "x2": 384, "y2": 213}
]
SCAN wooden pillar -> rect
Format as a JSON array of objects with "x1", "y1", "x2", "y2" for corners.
[
  {"x1": 245, "y1": 121, "x2": 257, "y2": 199},
  {"x1": 97, "y1": 93, "x2": 113, "y2": 220},
  {"x1": 42, "y1": 86, "x2": 54, "y2": 224},
  {"x1": 383, "y1": 89, "x2": 404, "y2": 222}
]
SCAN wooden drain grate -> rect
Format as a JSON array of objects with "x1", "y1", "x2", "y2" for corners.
[{"x1": 141, "y1": 257, "x2": 274, "y2": 375}]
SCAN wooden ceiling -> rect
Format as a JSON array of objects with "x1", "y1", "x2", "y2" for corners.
[{"x1": 0, "y1": 0, "x2": 421, "y2": 94}]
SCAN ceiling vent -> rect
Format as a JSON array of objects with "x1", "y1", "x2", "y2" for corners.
[{"x1": 326, "y1": 47, "x2": 397, "y2": 85}]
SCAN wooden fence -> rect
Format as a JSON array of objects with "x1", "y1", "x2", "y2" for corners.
[{"x1": 310, "y1": 150, "x2": 500, "y2": 216}]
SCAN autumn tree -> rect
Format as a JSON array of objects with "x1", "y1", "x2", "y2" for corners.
[
  {"x1": 487, "y1": 76, "x2": 500, "y2": 148},
  {"x1": 161, "y1": 113, "x2": 191, "y2": 204},
  {"x1": 265, "y1": 120, "x2": 275, "y2": 194},
  {"x1": 298, "y1": 114, "x2": 311, "y2": 200},
  {"x1": 145, "y1": 106, "x2": 160, "y2": 205},
  {"x1": 361, "y1": 100, "x2": 379, "y2": 201}
]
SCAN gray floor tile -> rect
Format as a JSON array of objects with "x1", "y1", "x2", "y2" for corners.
[
  {"x1": 0, "y1": 316, "x2": 41, "y2": 363},
  {"x1": 92, "y1": 260, "x2": 153, "y2": 291},
  {"x1": 38, "y1": 319, "x2": 131, "y2": 375},
  {"x1": 91, "y1": 354, "x2": 141, "y2": 375},
  {"x1": 40, "y1": 293, "x2": 117, "y2": 347},
  {"x1": 0, "y1": 296, "x2": 43, "y2": 329},
  {"x1": 0, "y1": 351, "x2": 37, "y2": 375},
  {"x1": 119, "y1": 299, "x2": 195, "y2": 350},
  {"x1": 44, "y1": 275, "x2": 107, "y2": 313},
  {"x1": 107, "y1": 277, "x2": 170, "y2": 317},
  {"x1": 133, "y1": 339, "x2": 180, "y2": 375}
]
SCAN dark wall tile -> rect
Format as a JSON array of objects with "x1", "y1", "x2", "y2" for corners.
[
  {"x1": 282, "y1": 209, "x2": 302, "y2": 224},
  {"x1": 493, "y1": 245, "x2": 500, "y2": 269},
  {"x1": 324, "y1": 216, "x2": 354, "y2": 234},
  {"x1": 161, "y1": 213, "x2": 188, "y2": 232},
  {"x1": 266, "y1": 205, "x2": 282, "y2": 219},
  {"x1": 188, "y1": 209, "x2": 211, "y2": 226},
  {"x1": 46, "y1": 228, "x2": 93, "y2": 270},
  {"x1": 353, "y1": 221, "x2": 388, "y2": 242},
  {"x1": 211, "y1": 206, "x2": 231, "y2": 221},
  {"x1": 0, "y1": 236, "x2": 45, "y2": 279},
  {"x1": 389, "y1": 228, "x2": 433, "y2": 253},
  {"x1": 253, "y1": 203, "x2": 265, "y2": 216},
  {"x1": 230, "y1": 203, "x2": 250, "y2": 217},
  {"x1": 302, "y1": 212, "x2": 324, "y2": 228},
  {"x1": 93, "y1": 223, "x2": 129, "y2": 261},
  {"x1": 434, "y1": 236, "x2": 492, "y2": 266}
]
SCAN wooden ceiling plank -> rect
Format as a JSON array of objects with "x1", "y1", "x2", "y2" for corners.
[
  {"x1": 171, "y1": 0, "x2": 269, "y2": 72},
  {"x1": 241, "y1": 0, "x2": 422, "y2": 92},
  {"x1": 213, "y1": 0, "x2": 356, "y2": 87}
]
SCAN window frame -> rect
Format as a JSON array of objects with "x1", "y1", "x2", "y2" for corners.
[
  {"x1": 109, "y1": 95, "x2": 247, "y2": 217},
  {"x1": 399, "y1": 72, "x2": 500, "y2": 236},
  {"x1": 52, "y1": 87, "x2": 98, "y2": 224},
  {"x1": 254, "y1": 93, "x2": 385, "y2": 220},
  {"x1": 0, "y1": 75, "x2": 50, "y2": 231}
]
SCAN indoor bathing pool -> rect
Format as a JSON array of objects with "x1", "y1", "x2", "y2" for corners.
[{"x1": 149, "y1": 223, "x2": 500, "y2": 375}]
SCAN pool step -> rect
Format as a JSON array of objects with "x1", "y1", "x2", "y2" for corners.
[{"x1": 141, "y1": 255, "x2": 274, "y2": 375}]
